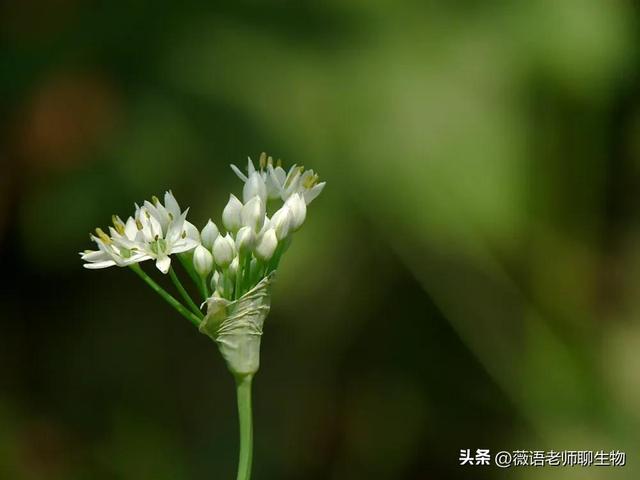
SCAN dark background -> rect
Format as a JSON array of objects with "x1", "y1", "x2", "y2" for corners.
[{"x1": 1, "y1": 1, "x2": 639, "y2": 479}]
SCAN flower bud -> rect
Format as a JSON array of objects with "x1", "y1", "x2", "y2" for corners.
[
  {"x1": 210, "y1": 270, "x2": 220, "y2": 292},
  {"x1": 243, "y1": 171, "x2": 267, "y2": 204},
  {"x1": 285, "y1": 193, "x2": 306, "y2": 231},
  {"x1": 213, "y1": 233, "x2": 235, "y2": 268},
  {"x1": 270, "y1": 205, "x2": 291, "y2": 240},
  {"x1": 228, "y1": 255, "x2": 239, "y2": 279},
  {"x1": 201, "y1": 219, "x2": 219, "y2": 249},
  {"x1": 193, "y1": 244, "x2": 214, "y2": 277},
  {"x1": 241, "y1": 196, "x2": 265, "y2": 232},
  {"x1": 222, "y1": 194, "x2": 243, "y2": 233},
  {"x1": 236, "y1": 226, "x2": 256, "y2": 255},
  {"x1": 255, "y1": 228, "x2": 278, "y2": 261}
]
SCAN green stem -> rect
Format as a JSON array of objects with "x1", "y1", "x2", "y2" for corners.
[
  {"x1": 241, "y1": 256, "x2": 252, "y2": 295},
  {"x1": 169, "y1": 267, "x2": 203, "y2": 318},
  {"x1": 177, "y1": 252, "x2": 206, "y2": 299},
  {"x1": 235, "y1": 254, "x2": 243, "y2": 300},
  {"x1": 200, "y1": 275, "x2": 210, "y2": 299},
  {"x1": 129, "y1": 264, "x2": 201, "y2": 327},
  {"x1": 235, "y1": 375, "x2": 254, "y2": 480}
]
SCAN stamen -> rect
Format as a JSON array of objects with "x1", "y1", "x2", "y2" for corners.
[
  {"x1": 152, "y1": 195, "x2": 160, "y2": 206},
  {"x1": 112, "y1": 215, "x2": 125, "y2": 234},
  {"x1": 259, "y1": 152, "x2": 267, "y2": 169},
  {"x1": 303, "y1": 173, "x2": 319, "y2": 189},
  {"x1": 95, "y1": 228, "x2": 111, "y2": 244}
]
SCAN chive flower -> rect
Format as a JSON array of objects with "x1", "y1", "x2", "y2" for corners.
[{"x1": 80, "y1": 153, "x2": 325, "y2": 480}]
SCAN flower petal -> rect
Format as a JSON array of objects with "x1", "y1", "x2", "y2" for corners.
[
  {"x1": 247, "y1": 157, "x2": 256, "y2": 175},
  {"x1": 83, "y1": 260, "x2": 117, "y2": 269},
  {"x1": 166, "y1": 209, "x2": 188, "y2": 243},
  {"x1": 303, "y1": 182, "x2": 326, "y2": 204},
  {"x1": 164, "y1": 190, "x2": 181, "y2": 218},
  {"x1": 230, "y1": 164, "x2": 248, "y2": 182},
  {"x1": 155, "y1": 255, "x2": 171, "y2": 274}
]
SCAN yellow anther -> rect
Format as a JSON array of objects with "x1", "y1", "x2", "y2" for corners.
[
  {"x1": 111, "y1": 215, "x2": 125, "y2": 235},
  {"x1": 303, "y1": 173, "x2": 319, "y2": 189},
  {"x1": 267, "y1": 155, "x2": 273, "y2": 166},
  {"x1": 276, "y1": 158, "x2": 282, "y2": 167},
  {"x1": 95, "y1": 228, "x2": 111, "y2": 244},
  {"x1": 259, "y1": 152, "x2": 267, "y2": 169},
  {"x1": 135, "y1": 219, "x2": 143, "y2": 230},
  {"x1": 152, "y1": 195, "x2": 160, "y2": 205}
]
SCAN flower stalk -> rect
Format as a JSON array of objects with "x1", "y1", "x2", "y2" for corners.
[
  {"x1": 129, "y1": 264, "x2": 202, "y2": 326},
  {"x1": 168, "y1": 267, "x2": 202, "y2": 317},
  {"x1": 235, "y1": 374, "x2": 254, "y2": 480}
]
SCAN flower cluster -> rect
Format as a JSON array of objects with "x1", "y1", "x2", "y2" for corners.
[
  {"x1": 80, "y1": 191, "x2": 199, "y2": 274},
  {"x1": 80, "y1": 153, "x2": 325, "y2": 303}
]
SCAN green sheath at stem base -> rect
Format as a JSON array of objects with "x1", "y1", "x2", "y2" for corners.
[{"x1": 235, "y1": 375, "x2": 254, "y2": 480}]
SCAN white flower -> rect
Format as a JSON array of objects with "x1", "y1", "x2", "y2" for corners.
[
  {"x1": 134, "y1": 206, "x2": 198, "y2": 274},
  {"x1": 201, "y1": 219, "x2": 219, "y2": 249},
  {"x1": 213, "y1": 233, "x2": 235, "y2": 268},
  {"x1": 270, "y1": 205, "x2": 291, "y2": 240},
  {"x1": 236, "y1": 226, "x2": 256, "y2": 255},
  {"x1": 193, "y1": 244, "x2": 214, "y2": 277},
  {"x1": 255, "y1": 228, "x2": 278, "y2": 261},
  {"x1": 80, "y1": 222, "x2": 146, "y2": 269},
  {"x1": 284, "y1": 193, "x2": 306, "y2": 231},
  {"x1": 222, "y1": 194, "x2": 243, "y2": 233},
  {"x1": 267, "y1": 164, "x2": 325, "y2": 204},
  {"x1": 241, "y1": 196, "x2": 265, "y2": 232},
  {"x1": 81, "y1": 193, "x2": 198, "y2": 274},
  {"x1": 142, "y1": 191, "x2": 183, "y2": 232}
]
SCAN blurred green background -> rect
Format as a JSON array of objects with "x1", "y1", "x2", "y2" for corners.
[{"x1": 1, "y1": 1, "x2": 640, "y2": 479}]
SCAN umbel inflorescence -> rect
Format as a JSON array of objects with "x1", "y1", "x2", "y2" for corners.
[
  {"x1": 80, "y1": 153, "x2": 324, "y2": 479},
  {"x1": 81, "y1": 153, "x2": 324, "y2": 286}
]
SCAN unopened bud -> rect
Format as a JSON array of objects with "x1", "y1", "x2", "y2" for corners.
[
  {"x1": 255, "y1": 228, "x2": 278, "y2": 261},
  {"x1": 213, "y1": 233, "x2": 235, "y2": 268},
  {"x1": 236, "y1": 226, "x2": 256, "y2": 255},
  {"x1": 270, "y1": 205, "x2": 291, "y2": 240},
  {"x1": 222, "y1": 194, "x2": 243, "y2": 233},
  {"x1": 193, "y1": 245, "x2": 214, "y2": 277},
  {"x1": 201, "y1": 219, "x2": 219, "y2": 249},
  {"x1": 284, "y1": 193, "x2": 306, "y2": 231},
  {"x1": 243, "y1": 171, "x2": 267, "y2": 204},
  {"x1": 241, "y1": 196, "x2": 265, "y2": 232}
]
